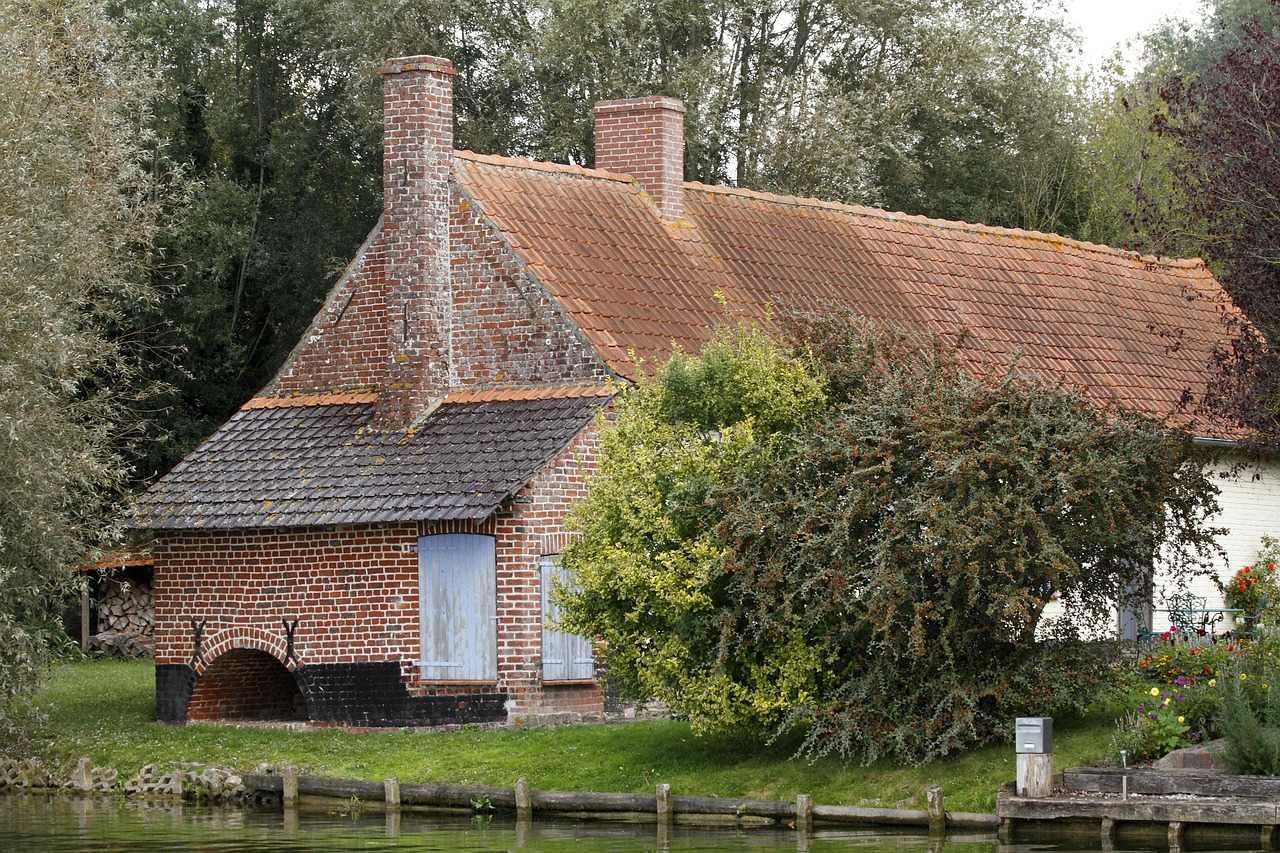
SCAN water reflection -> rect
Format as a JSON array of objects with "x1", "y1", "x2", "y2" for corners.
[{"x1": 0, "y1": 794, "x2": 1269, "y2": 853}]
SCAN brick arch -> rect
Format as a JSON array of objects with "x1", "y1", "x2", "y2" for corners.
[
  {"x1": 195, "y1": 627, "x2": 297, "y2": 675},
  {"x1": 187, "y1": 647, "x2": 308, "y2": 722}
]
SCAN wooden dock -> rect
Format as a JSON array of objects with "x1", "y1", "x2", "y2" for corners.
[{"x1": 998, "y1": 768, "x2": 1280, "y2": 850}]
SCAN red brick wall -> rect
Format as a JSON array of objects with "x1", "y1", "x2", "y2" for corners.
[
  {"x1": 593, "y1": 97, "x2": 686, "y2": 220},
  {"x1": 450, "y1": 197, "x2": 612, "y2": 388},
  {"x1": 153, "y1": 426, "x2": 604, "y2": 720},
  {"x1": 187, "y1": 648, "x2": 306, "y2": 721},
  {"x1": 152, "y1": 523, "x2": 423, "y2": 671},
  {"x1": 491, "y1": 425, "x2": 603, "y2": 717}
]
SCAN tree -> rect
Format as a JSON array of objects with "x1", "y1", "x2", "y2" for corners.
[
  {"x1": 1145, "y1": 0, "x2": 1280, "y2": 440},
  {"x1": 0, "y1": 0, "x2": 165, "y2": 728},
  {"x1": 561, "y1": 316, "x2": 1223, "y2": 763},
  {"x1": 522, "y1": 0, "x2": 1089, "y2": 230}
]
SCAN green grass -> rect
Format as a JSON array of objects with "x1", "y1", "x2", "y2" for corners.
[{"x1": 9, "y1": 658, "x2": 1119, "y2": 812}]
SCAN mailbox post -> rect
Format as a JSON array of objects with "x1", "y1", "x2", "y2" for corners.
[{"x1": 1015, "y1": 717, "x2": 1053, "y2": 798}]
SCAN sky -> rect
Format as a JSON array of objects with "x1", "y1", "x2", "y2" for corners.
[{"x1": 1060, "y1": 0, "x2": 1207, "y2": 70}]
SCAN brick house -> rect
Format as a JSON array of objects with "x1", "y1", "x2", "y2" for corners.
[{"x1": 133, "y1": 54, "x2": 1276, "y2": 726}]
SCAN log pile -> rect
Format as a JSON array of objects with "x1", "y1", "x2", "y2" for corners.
[{"x1": 88, "y1": 575, "x2": 154, "y2": 658}]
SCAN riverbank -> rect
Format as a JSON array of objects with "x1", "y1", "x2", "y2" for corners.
[{"x1": 7, "y1": 658, "x2": 1119, "y2": 813}]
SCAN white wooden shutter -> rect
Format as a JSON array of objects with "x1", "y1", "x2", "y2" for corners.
[
  {"x1": 419, "y1": 534, "x2": 497, "y2": 680},
  {"x1": 540, "y1": 557, "x2": 595, "y2": 681}
]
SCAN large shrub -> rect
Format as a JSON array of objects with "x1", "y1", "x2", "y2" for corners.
[{"x1": 562, "y1": 315, "x2": 1223, "y2": 764}]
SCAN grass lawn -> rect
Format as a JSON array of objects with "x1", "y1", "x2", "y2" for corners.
[{"x1": 9, "y1": 657, "x2": 1120, "y2": 812}]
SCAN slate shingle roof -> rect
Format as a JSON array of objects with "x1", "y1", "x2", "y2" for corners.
[
  {"x1": 456, "y1": 152, "x2": 1239, "y2": 435},
  {"x1": 134, "y1": 388, "x2": 611, "y2": 530}
]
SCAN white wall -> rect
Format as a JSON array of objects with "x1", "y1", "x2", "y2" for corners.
[
  {"x1": 1151, "y1": 452, "x2": 1280, "y2": 625},
  {"x1": 1042, "y1": 452, "x2": 1280, "y2": 638}
]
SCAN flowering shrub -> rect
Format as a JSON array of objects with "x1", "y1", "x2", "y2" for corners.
[
  {"x1": 1218, "y1": 536, "x2": 1280, "y2": 619},
  {"x1": 1111, "y1": 686, "x2": 1201, "y2": 760},
  {"x1": 1116, "y1": 630, "x2": 1280, "y2": 762},
  {"x1": 1138, "y1": 633, "x2": 1236, "y2": 686},
  {"x1": 1221, "y1": 565, "x2": 1278, "y2": 614}
]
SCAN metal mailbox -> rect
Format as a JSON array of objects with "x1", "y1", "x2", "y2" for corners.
[{"x1": 1015, "y1": 717, "x2": 1053, "y2": 754}]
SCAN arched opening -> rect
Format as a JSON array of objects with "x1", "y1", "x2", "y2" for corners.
[{"x1": 186, "y1": 648, "x2": 307, "y2": 722}]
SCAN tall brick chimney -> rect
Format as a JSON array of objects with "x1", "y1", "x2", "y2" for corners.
[
  {"x1": 376, "y1": 55, "x2": 456, "y2": 428},
  {"x1": 592, "y1": 97, "x2": 686, "y2": 220}
]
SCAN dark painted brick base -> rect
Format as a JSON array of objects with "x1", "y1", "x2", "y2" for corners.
[
  {"x1": 297, "y1": 662, "x2": 507, "y2": 726},
  {"x1": 156, "y1": 660, "x2": 506, "y2": 727},
  {"x1": 156, "y1": 664, "x2": 199, "y2": 723}
]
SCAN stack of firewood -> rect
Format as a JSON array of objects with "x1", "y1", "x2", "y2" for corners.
[
  {"x1": 88, "y1": 576, "x2": 155, "y2": 658},
  {"x1": 95, "y1": 577, "x2": 153, "y2": 636}
]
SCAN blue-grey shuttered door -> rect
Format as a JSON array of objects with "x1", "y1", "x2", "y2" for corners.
[
  {"x1": 419, "y1": 534, "x2": 497, "y2": 681},
  {"x1": 540, "y1": 557, "x2": 595, "y2": 681}
]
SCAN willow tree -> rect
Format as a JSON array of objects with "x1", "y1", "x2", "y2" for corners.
[{"x1": 0, "y1": 0, "x2": 165, "y2": 728}]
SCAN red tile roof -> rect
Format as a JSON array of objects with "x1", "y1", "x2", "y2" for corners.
[{"x1": 456, "y1": 151, "x2": 1240, "y2": 436}]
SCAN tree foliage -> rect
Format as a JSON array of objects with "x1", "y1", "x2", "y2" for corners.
[
  {"x1": 1147, "y1": 1, "x2": 1280, "y2": 440},
  {"x1": 0, "y1": 0, "x2": 164, "y2": 727},
  {"x1": 561, "y1": 316, "x2": 1222, "y2": 763},
  {"x1": 556, "y1": 324, "x2": 825, "y2": 728}
]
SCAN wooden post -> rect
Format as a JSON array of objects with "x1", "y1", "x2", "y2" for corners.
[
  {"x1": 283, "y1": 767, "x2": 299, "y2": 804},
  {"x1": 1016, "y1": 753, "x2": 1052, "y2": 798},
  {"x1": 384, "y1": 809, "x2": 400, "y2": 838},
  {"x1": 515, "y1": 777, "x2": 532, "y2": 820},
  {"x1": 795, "y1": 793, "x2": 813, "y2": 834},
  {"x1": 656, "y1": 783, "x2": 672, "y2": 826},
  {"x1": 1168, "y1": 820, "x2": 1185, "y2": 851},
  {"x1": 383, "y1": 777, "x2": 400, "y2": 808},
  {"x1": 80, "y1": 589, "x2": 90, "y2": 653},
  {"x1": 1263, "y1": 825, "x2": 1277, "y2": 850},
  {"x1": 927, "y1": 785, "x2": 945, "y2": 835}
]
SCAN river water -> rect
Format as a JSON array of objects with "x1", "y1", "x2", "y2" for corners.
[{"x1": 0, "y1": 794, "x2": 1267, "y2": 853}]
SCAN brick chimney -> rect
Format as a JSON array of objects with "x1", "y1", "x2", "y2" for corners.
[
  {"x1": 375, "y1": 55, "x2": 456, "y2": 428},
  {"x1": 592, "y1": 97, "x2": 686, "y2": 220}
]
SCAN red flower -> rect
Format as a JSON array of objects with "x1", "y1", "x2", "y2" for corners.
[{"x1": 1245, "y1": 566, "x2": 1253, "y2": 573}]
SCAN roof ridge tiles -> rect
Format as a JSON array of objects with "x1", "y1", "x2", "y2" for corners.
[
  {"x1": 244, "y1": 392, "x2": 379, "y2": 409},
  {"x1": 455, "y1": 150, "x2": 634, "y2": 184},
  {"x1": 682, "y1": 181, "x2": 1207, "y2": 271},
  {"x1": 444, "y1": 384, "x2": 617, "y2": 404}
]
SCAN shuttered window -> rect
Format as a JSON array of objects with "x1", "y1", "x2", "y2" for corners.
[
  {"x1": 540, "y1": 556, "x2": 595, "y2": 681},
  {"x1": 418, "y1": 534, "x2": 497, "y2": 681}
]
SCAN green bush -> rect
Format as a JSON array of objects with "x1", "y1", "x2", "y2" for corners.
[
  {"x1": 565, "y1": 314, "x2": 1224, "y2": 765},
  {"x1": 1218, "y1": 666, "x2": 1280, "y2": 775}
]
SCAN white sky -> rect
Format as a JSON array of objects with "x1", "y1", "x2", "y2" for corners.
[{"x1": 1059, "y1": 0, "x2": 1208, "y2": 70}]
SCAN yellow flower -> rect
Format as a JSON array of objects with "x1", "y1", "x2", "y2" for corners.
[
  {"x1": 1209, "y1": 679, "x2": 1217, "y2": 687},
  {"x1": 1150, "y1": 687, "x2": 1160, "y2": 696},
  {"x1": 1163, "y1": 698, "x2": 1171, "y2": 707},
  {"x1": 1178, "y1": 716, "x2": 1185, "y2": 723},
  {"x1": 1241, "y1": 673, "x2": 1249, "y2": 680}
]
